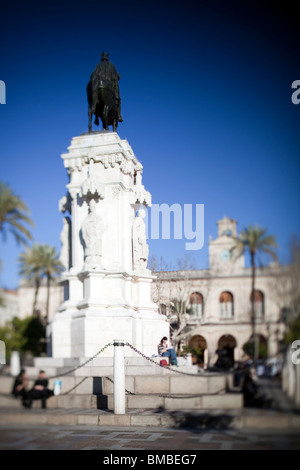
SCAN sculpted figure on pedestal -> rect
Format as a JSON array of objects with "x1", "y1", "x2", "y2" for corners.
[
  {"x1": 81, "y1": 199, "x2": 104, "y2": 266},
  {"x1": 132, "y1": 209, "x2": 149, "y2": 271},
  {"x1": 59, "y1": 217, "x2": 71, "y2": 269}
]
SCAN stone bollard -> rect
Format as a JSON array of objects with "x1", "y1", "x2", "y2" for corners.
[
  {"x1": 10, "y1": 351, "x2": 21, "y2": 376},
  {"x1": 296, "y1": 362, "x2": 300, "y2": 410},
  {"x1": 113, "y1": 339, "x2": 125, "y2": 414},
  {"x1": 186, "y1": 353, "x2": 192, "y2": 366},
  {"x1": 0, "y1": 340, "x2": 5, "y2": 365}
]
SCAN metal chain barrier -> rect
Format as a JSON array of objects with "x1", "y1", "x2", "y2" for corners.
[
  {"x1": 104, "y1": 376, "x2": 135, "y2": 395},
  {"x1": 41, "y1": 340, "x2": 236, "y2": 397},
  {"x1": 48, "y1": 342, "x2": 113, "y2": 380},
  {"x1": 61, "y1": 376, "x2": 89, "y2": 395},
  {"x1": 125, "y1": 342, "x2": 231, "y2": 378}
]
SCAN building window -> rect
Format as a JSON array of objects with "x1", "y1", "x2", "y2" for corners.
[
  {"x1": 250, "y1": 290, "x2": 264, "y2": 319},
  {"x1": 219, "y1": 291, "x2": 234, "y2": 318},
  {"x1": 190, "y1": 292, "x2": 203, "y2": 318}
]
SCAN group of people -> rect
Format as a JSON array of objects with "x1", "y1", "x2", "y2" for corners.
[{"x1": 12, "y1": 369, "x2": 53, "y2": 409}]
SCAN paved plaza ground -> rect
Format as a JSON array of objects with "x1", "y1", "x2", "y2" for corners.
[
  {"x1": 1, "y1": 376, "x2": 299, "y2": 455},
  {"x1": 0, "y1": 424, "x2": 300, "y2": 451}
]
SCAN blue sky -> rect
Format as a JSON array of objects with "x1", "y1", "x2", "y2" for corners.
[{"x1": 0, "y1": 0, "x2": 300, "y2": 288}]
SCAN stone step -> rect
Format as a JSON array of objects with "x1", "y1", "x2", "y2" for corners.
[
  {"x1": 0, "y1": 376, "x2": 100, "y2": 395},
  {"x1": 102, "y1": 374, "x2": 228, "y2": 395},
  {"x1": 1, "y1": 387, "x2": 243, "y2": 412},
  {"x1": 0, "y1": 392, "x2": 105, "y2": 410},
  {"x1": 0, "y1": 372, "x2": 232, "y2": 396},
  {"x1": 32, "y1": 355, "x2": 198, "y2": 377},
  {"x1": 0, "y1": 407, "x2": 299, "y2": 429},
  {"x1": 0, "y1": 389, "x2": 242, "y2": 411},
  {"x1": 102, "y1": 391, "x2": 243, "y2": 410}
]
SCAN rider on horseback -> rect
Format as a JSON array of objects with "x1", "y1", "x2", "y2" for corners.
[{"x1": 89, "y1": 52, "x2": 123, "y2": 123}]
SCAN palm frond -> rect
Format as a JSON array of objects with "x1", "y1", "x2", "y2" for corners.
[{"x1": 0, "y1": 182, "x2": 34, "y2": 246}]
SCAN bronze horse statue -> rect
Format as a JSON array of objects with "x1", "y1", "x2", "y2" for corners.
[{"x1": 87, "y1": 53, "x2": 123, "y2": 132}]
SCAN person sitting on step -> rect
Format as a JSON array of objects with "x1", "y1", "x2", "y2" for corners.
[
  {"x1": 27, "y1": 370, "x2": 53, "y2": 409},
  {"x1": 158, "y1": 336, "x2": 178, "y2": 366}
]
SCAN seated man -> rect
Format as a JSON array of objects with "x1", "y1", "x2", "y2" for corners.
[
  {"x1": 11, "y1": 369, "x2": 30, "y2": 408},
  {"x1": 28, "y1": 370, "x2": 53, "y2": 409},
  {"x1": 158, "y1": 336, "x2": 178, "y2": 366}
]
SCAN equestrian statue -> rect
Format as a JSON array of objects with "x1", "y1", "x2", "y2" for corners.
[{"x1": 87, "y1": 52, "x2": 123, "y2": 132}]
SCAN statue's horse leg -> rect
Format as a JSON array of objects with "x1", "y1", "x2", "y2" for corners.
[
  {"x1": 113, "y1": 118, "x2": 118, "y2": 132},
  {"x1": 88, "y1": 107, "x2": 92, "y2": 132},
  {"x1": 102, "y1": 104, "x2": 109, "y2": 130}
]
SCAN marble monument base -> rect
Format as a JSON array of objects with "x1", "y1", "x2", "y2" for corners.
[
  {"x1": 51, "y1": 131, "x2": 169, "y2": 360},
  {"x1": 50, "y1": 308, "x2": 169, "y2": 359},
  {"x1": 50, "y1": 269, "x2": 169, "y2": 358}
]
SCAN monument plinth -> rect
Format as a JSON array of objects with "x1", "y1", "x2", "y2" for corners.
[{"x1": 50, "y1": 131, "x2": 168, "y2": 358}]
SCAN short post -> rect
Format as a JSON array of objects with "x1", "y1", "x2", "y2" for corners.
[
  {"x1": 296, "y1": 362, "x2": 300, "y2": 410},
  {"x1": 113, "y1": 339, "x2": 125, "y2": 414},
  {"x1": 10, "y1": 351, "x2": 21, "y2": 377},
  {"x1": 186, "y1": 353, "x2": 192, "y2": 366}
]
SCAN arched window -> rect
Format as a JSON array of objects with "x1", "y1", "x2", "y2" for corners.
[
  {"x1": 189, "y1": 335, "x2": 207, "y2": 365},
  {"x1": 250, "y1": 290, "x2": 264, "y2": 318},
  {"x1": 190, "y1": 292, "x2": 203, "y2": 318},
  {"x1": 217, "y1": 334, "x2": 237, "y2": 368},
  {"x1": 219, "y1": 291, "x2": 234, "y2": 318}
]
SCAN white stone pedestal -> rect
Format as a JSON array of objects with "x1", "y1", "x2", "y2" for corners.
[{"x1": 50, "y1": 131, "x2": 169, "y2": 358}]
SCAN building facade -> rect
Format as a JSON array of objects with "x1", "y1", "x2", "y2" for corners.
[
  {"x1": 0, "y1": 217, "x2": 290, "y2": 366},
  {"x1": 151, "y1": 217, "x2": 287, "y2": 368},
  {"x1": 0, "y1": 289, "x2": 19, "y2": 326}
]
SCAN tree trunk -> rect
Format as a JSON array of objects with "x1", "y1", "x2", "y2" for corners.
[
  {"x1": 250, "y1": 251, "x2": 258, "y2": 364},
  {"x1": 46, "y1": 274, "x2": 51, "y2": 324},
  {"x1": 32, "y1": 277, "x2": 40, "y2": 316}
]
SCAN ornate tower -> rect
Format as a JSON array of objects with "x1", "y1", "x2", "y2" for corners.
[{"x1": 208, "y1": 216, "x2": 245, "y2": 272}]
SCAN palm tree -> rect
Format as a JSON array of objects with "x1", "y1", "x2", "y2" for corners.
[
  {"x1": 39, "y1": 245, "x2": 64, "y2": 323},
  {"x1": 19, "y1": 244, "x2": 64, "y2": 323},
  {"x1": 18, "y1": 244, "x2": 44, "y2": 315},
  {"x1": 231, "y1": 224, "x2": 278, "y2": 362},
  {"x1": 0, "y1": 182, "x2": 34, "y2": 246}
]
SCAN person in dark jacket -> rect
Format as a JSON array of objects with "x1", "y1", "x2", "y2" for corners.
[
  {"x1": 11, "y1": 369, "x2": 30, "y2": 407},
  {"x1": 28, "y1": 370, "x2": 53, "y2": 409}
]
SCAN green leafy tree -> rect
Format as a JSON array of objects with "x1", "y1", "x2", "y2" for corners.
[
  {"x1": 23, "y1": 316, "x2": 46, "y2": 356},
  {"x1": 0, "y1": 182, "x2": 34, "y2": 246},
  {"x1": 182, "y1": 344, "x2": 203, "y2": 364},
  {"x1": 231, "y1": 224, "x2": 278, "y2": 362},
  {"x1": 0, "y1": 316, "x2": 46, "y2": 361},
  {"x1": 0, "y1": 318, "x2": 28, "y2": 361}
]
